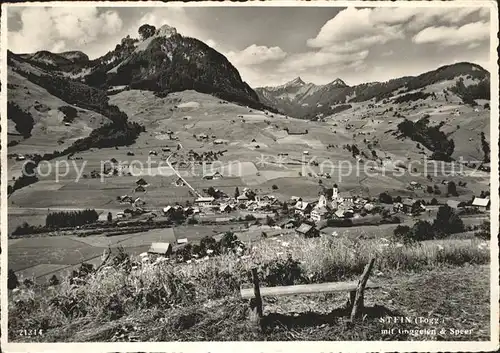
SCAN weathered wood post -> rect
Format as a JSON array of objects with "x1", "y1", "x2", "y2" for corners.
[
  {"x1": 350, "y1": 257, "x2": 375, "y2": 322},
  {"x1": 249, "y1": 267, "x2": 263, "y2": 329}
]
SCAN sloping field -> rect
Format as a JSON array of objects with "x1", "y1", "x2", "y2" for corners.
[{"x1": 8, "y1": 69, "x2": 110, "y2": 154}]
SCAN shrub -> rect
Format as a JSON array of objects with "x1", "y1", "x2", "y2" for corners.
[
  {"x1": 393, "y1": 225, "x2": 411, "y2": 243},
  {"x1": 410, "y1": 220, "x2": 435, "y2": 241},
  {"x1": 475, "y1": 220, "x2": 490, "y2": 240},
  {"x1": 8, "y1": 270, "x2": 19, "y2": 290},
  {"x1": 244, "y1": 214, "x2": 256, "y2": 222},
  {"x1": 447, "y1": 181, "x2": 458, "y2": 196},
  {"x1": 254, "y1": 255, "x2": 306, "y2": 286},
  {"x1": 58, "y1": 106, "x2": 78, "y2": 123},
  {"x1": 433, "y1": 205, "x2": 465, "y2": 237},
  {"x1": 379, "y1": 192, "x2": 393, "y2": 204},
  {"x1": 271, "y1": 184, "x2": 278, "y2": 190},
  {"x1": 8, "y1": 102, "x2": 34, "y2": 138}
]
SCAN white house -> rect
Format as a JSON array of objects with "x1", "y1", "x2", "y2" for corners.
[
  {"x1": 294, "y1": 201, "x2": 312, "y2": 216},
  {"x1": 203, "y1": 171, "x2": 223, "y2": 180},
  {"x1": 471, "y1": 197, "x2": 490, "y2": 211},
  {"x1": 311, "y1": 206, "x2": 329, "y2": 222},
  {"x1": 317, "y1": 195, "x2": 328, "y2": 208},
  {"x1": 195, "y1": 197, "x2": 215, "y2": 207}
]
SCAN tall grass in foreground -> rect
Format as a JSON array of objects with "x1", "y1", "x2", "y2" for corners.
[{"x1": 8, "y1": 235, "x2": 489, "y2": 340}]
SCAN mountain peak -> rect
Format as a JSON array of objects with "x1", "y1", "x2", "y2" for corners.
[
  {"x1": 327, "y1": 78, "x2": 347, "y2": 88},
  {"x1": 155, "y1": 24, "x2": 178, "y2": 38},
  {"x1": 287, "y1": 76, "x2": 306, "y2": 86}
]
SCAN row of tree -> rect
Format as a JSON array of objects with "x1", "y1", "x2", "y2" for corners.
[
  {"x1": 393, "y1": 204, "x2": 464, "y2": 242},
  {"x1": 46, "y1": 209, "x2": 99, "y2": 228}
]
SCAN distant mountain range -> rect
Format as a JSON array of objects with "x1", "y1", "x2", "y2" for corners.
[
  {"x1": 256, "y1": 63, "x2": 490, "y2": 119},
  {"x1": 9, "y1": 24, "x2": 274, "y2": 113},
  {"x1": 7, "y1": 22, "x2": 490, "y2": 146}
]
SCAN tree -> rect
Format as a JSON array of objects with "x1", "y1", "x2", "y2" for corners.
[
  {"x1": 433, "y1": 205, "x2": 464, "y2": 236},
  {"x1": 480, "y1": 132, "x2": 490, "y2": 163},
  {"x1": 8, "y1": 269, "x2": 19, "y2": 290},
  {"x1": 234, "y1": 187, "x2": 240, "y2": 199},
  {"x1": 426, "y1": 185, "x2": 434, "y2": 193},
  {"x1": 138, "y1": 24, "x2": 156, "y2": 40},
  {"x1": 272, "y1": 184, "x2": 279, "y2": 190},
  {"x1": 200, "y1": 236, "x2": 218, "y2": 255},
  {"x1": 410, "y1": 220, "x2": 434, "y2": 241},
  {"x1": 379, "y1": 192, "x2": 393, "y2": 204},
  {"x1": 393, "y1": 225, "x2": 411, "y2": 241},
  {"x1": 49, "y1": 274, "x2": 60, "y2": 286},
  {"x1": 266, "y1": 216, "x2": 276, "y2": 226},
  {"x1": 430, "y1": 197, "x2": 438, "y2": 205},
  {"x1": 447, "y1": 181, "x2": 458, "y2": 196},
  {"x1": 411, "y1": 200, "x2": 423, "y2": 215},
  {"x1": 107, "y1": 212, "x2": 113, "y2": 222}
]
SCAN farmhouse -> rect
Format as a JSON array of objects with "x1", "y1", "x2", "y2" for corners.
[
  {"x1": 317, "y1": 195, "x2": 329, "y2": 208},
  {"x1": 203, "y1": 171, "x2": 223, "y2": 180},
  {"x1": 148, "y1": 242, "x2": 173, "y2": 257},
  {"x1": 296, "y1": 223, "x2": 319, "y2": 238},
  {"x1": 285, "y1": 127, "x2": 308, "y2": 135},
  {"x1": 219, "y1": 203, "x2": 234, "y2": 213},
  {"x1": 118, "y1": 195, "x2": 133, "y2": 203},
  {"x1": 339, "y1": 191, "x2": 354, "y2": 207},
  {"x1": 294, "y1": 201, "x2": 312, "y2": 217},
  {"x1": 174, "y1": 178, "x2": 185, "y2": 187},
  {"x1": 134, "y1": 197, "x2": 145, "y2": 206},
  {"x1": 310, "y1": 206, "x2": 330, "y2": 222},
  {"x1": 471, "y1": 197, "x2": 490, "y2": 211},
  {"x1": 214, "y1": 139, "x2": 224, "y2": 145},
  {"x1": 280, "y1": 219, "x2": 295, "y2": 229},
  {"x1": 402, "y1": 198, "x2": 417, "y2": 213},
  {"x1": 446, "y1": 200, "x2": 462, "y2": 209},
  {"x1": 136, "y1": 178, "x2": 148, "y2": 186},
  {"x1": 195, "y1": 197, "x2": 215, "y2": 207},
  {"x1": 334, "y1": 209, "x2": 345, "y2": 219},
  {"x1": 237, "y1": 194, "x2": 249, "y2": 202}
]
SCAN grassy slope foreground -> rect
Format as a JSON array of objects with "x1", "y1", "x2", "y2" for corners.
[{"x1": 8, "y1": 235, "x2": 490, "y2": 342}]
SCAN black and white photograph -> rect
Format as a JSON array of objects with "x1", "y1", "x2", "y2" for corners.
[{"x1": 1, "y1": 1, "x2": 498, "y2": 350}]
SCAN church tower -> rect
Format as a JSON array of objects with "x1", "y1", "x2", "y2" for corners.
[{"x1": 332, "y1": 183, "x2": 338, "y2": 200}]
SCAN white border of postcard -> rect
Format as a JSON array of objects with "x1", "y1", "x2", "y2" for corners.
[{"x1": 1, "y1": 1, "x2": 499, "y2": 352}]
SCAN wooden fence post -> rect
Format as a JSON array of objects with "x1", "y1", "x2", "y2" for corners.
[
  {"x1": 350, "y1": 258, "x2": 375, "y2": 322},
  {"x1": 248, "y1": 268, "x2": 263, "y2": 329},
  {"x1": 251, "y1": 268, "x2": 263, "y2": 317}
]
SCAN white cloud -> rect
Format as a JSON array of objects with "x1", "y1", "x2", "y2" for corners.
[
  {"x1": 226, "y1": 44, "x2": 287, "y2": 66},
  {"x1": 412, "y1": 21, "x2": 489, "y2": 46},
  {"x1": 370, "y1": 7, "x2": 484, "y2": 29},
  {"x1": 307, "y1": 7, "x2": 488, "y2": 54},
  {"x1": 307, "y1": 8, "x2": 404, "y2": 51},
  {"x1": 134, "y1": 8, "x2": 203, "y2": 40},
  {"x1": 8, "y1": 7, "x2": 123, "y2": 54},
  {"x1": 205, "y1": 39, "x2": 218, "y2": 48}
]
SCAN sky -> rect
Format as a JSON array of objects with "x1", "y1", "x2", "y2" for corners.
[{"x1": 7, "y1": 5, "x2": 492, "y2": 87}]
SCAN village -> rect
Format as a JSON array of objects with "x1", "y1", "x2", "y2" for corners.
[{"x1": 107, "y1": 169, "x2": 491, "y2": 259}]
